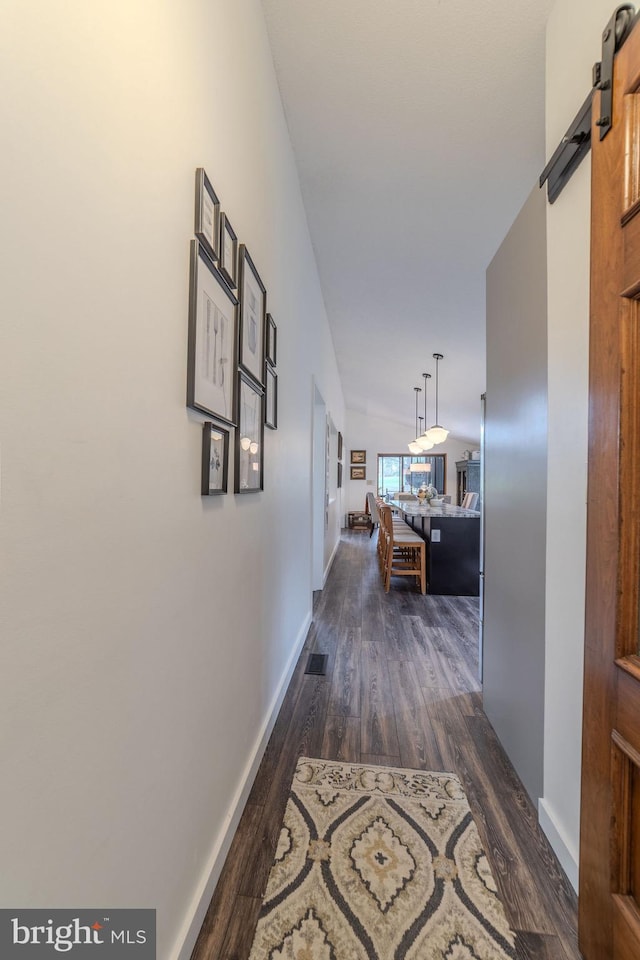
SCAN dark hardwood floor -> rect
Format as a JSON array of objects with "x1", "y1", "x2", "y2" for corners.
[{"x1": 191, "y1": 530, "x2": 581, "y2": 960}]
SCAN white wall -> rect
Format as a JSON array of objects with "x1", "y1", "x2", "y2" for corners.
[
  {"x1": 0, "y1": 3, "x2": 344, "y2": 958},
  {"x1": 344, "y1": 407, "x2": 478, "y2": 515},
  {"x1": 541, "y1": 0, "x2": 611, "y2": 889}
]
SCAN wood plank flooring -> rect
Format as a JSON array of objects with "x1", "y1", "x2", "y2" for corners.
[{"x1": 191, "y1": 531, "x2": 581, "y2": 960}]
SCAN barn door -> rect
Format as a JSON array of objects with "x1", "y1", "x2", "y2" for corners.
[{"x1": 583, "y1": 13, "x2": 640, "y2": 959}]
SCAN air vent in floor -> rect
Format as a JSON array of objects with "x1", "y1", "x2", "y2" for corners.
[{"x1": 304, "y1": 653, "x2": 328, "y2": 676}]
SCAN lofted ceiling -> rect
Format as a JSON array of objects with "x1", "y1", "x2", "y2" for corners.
[{"x1": 261, "y1": 0, "x2": 555, "y2": 442}]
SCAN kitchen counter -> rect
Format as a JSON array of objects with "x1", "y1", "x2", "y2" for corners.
[
  {"x1": 389, "y1": 500, "x2": 480, "y2": 519},
  {"x1": 389, "y1": 499, "x2": 479, "y2": 596}
]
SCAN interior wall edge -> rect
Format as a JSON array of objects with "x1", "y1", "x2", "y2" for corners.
[
  {"x1": 323, "y1": 535, "x2": 341, "y2": 586},
  {"x1": 172, "y1": 607, "x2": 312, "y2": 960}
]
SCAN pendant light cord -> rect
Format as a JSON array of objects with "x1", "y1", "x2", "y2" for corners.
[{"x1": 422, "y1": 372, "x2": 430, "y2": 430}]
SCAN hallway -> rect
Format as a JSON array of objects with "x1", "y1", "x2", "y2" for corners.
[{"x1": 192, "y1": 531, "x2": 580, "y2": 960}]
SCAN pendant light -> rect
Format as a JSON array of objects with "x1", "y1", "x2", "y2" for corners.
[
  {"x1": 425, "y1": 353, "x2": 449, "y2": 444},
  {"x1": 408, "y1": 386, "x2": 423, "y2": 454},
  {"x1": 417, "y1": 372, "x2": 435, "y2": 450}
]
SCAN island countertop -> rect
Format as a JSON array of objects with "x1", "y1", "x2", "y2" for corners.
[{"x1": 389, "y1": 499, "x2": 480, "y2": 519}]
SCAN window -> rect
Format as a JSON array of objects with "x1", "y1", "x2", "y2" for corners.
[{"x1": 377, "y1": 454, "x2": 446, "y2": 498}]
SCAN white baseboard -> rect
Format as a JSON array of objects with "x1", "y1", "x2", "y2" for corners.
[
  {"x1": 172, "y1": 609, "x2": 313, "y2": 960},
  {"x1": 538, "y1": 797, "x2": 579, "y2": 892}
]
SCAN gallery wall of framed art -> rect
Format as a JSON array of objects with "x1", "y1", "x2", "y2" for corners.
[{"x1": 187, "y1": 167, "x2": 279, "y2": 496}]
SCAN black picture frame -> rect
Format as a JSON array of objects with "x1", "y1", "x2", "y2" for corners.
[
  {"x1": 194, "y1": 168, "x2": 220, "y2": 262},
  {"x1": 337, "y1": 432, "x2": 343, "y2": 460},
  {"x1": 219, "y1": 211, "x2": 238, "y2": 290},
  {"x1": 337, "y1": 462, "x2": 343, "y2": 488},
  {"x1": 351, "y1": 450, "x2": 366, "y2": 464},
  {"x1": 351, "y1": 465, "x2": 366, "y2": 480},
  {"x1": 265, "y1": 364, "x2": 278, "y2": 430},
  {"x1": 235, "y1": 371, "x2": 264, "y2": 493},
  {"x1": 201, "y1": 422, "x2": 229, "y2": 495},
  {"x1": 238, "y1": 244, "x2": 266, "y2": 387},
  {"x1": 187, "y1": 240, "x2": 238, "y2": 426},
  {"x1": 266, "y1": 313, "x2": 277, "y2": 367}
]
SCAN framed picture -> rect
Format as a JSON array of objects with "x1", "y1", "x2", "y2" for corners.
[
  {"x1": 265, "y1": 364, "x2": 277, "y2": 429},
  {"x1": 337, "y1": 432, "x2": 343, "y2": 460},
  {"x1": 238, "y1": 245, "x2": 266, "y2": 386},
  {"x1": 219, "y1": 212, "x2": 238, "y2": 290},
  {"x1": 351, "y1": 465, "x2": 366, "y2": 480},
  {"x1": 235, "y1": 371, "x2": 264, "y2": 493},
  {"x1": 266, "y1": 313, "x2": 277, "y2": 367},
  {"x1": 337, "y1": 462, "x2": 343, "y2": 488},
  {"x1": 351, "y1": 449, "x2": 366, "y2": 464},
  {"x1": 194, "y1": 168, "x2": 220, "y2": 262},
  {"x1": 187, "y1": 240, "x2": 238, "y2": 426},
  {"x1": 201, "y1": 422, "x2": 229, "y2": 496}
]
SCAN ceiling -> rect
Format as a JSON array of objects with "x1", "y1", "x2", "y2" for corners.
[{"x1": 261, "y1": 0, "x2": 555, "y2": 443}]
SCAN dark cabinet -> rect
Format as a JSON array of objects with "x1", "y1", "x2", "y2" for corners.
[
  {"x1": 456, "y1": 459, "x2": 481, "y2": 507},
  {"x1": 405, "y1": 512, "x2": 480, "y2": 596}
]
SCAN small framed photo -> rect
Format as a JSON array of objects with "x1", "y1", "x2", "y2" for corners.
[
  {"x1": 219, "y1": 212, "x2": 238, "y2": 290},
  {"x1": 235, "y1": 371, "x2": 264, "y2": 493},
  {"x1": 266, "y1": 313, "x2": 277, "y2": 367},
  {"x1": 187, "y1": 240, "x2": 238, "y2": 426},
  {"x1": 337, "y1": 462, "x2": 343, "y2": 488},
  {"x1": 265, "y1": 364, "x2": 277, "y2": 429},
  {"x1": 201, "y1": 422, "x2": 229, "y2": 496},
  {"x1": 194, "y1": 168, "x2": 220, "y2": 262},
  {"x1": 238, "y1": 245, "x2": 266, "y2": 386},
  {"x1": 351, "y1": 449, "x2": 366, "y2": 464},
  {"x1": 351, "y1": 466, "x2": 366, "y2": 480},
  {"x1": 337, "y1": 432, "x2": 343, "y2": 460}
]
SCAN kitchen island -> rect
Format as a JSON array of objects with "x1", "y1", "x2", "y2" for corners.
[{"x1": 389, "y1": 499, "x2": 480, "y2": 596}]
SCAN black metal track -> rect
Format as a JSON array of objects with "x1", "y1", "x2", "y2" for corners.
[
  {"x1": 539, "y1": 4, "x2": 637, "y2": 204},
  {"x1": 539, "y1": 93, "x2": 593, "y2": 204}
]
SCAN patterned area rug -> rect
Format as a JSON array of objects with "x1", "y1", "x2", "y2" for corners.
[{"x1": 248, "y1": 757, "x2": 517, "y2": 960}]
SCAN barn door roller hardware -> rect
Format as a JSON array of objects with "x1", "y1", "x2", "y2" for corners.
[
  {"x1": 540, "y1": 3, "x2": 636, "y2": 203},
  {"x1": 594, "y1": 2, "x2": 636, "y2": 139}
]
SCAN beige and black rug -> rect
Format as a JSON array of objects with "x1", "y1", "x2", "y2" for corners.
[{"x1": 248, "y1": 757, "x2": 517, "y2": 959}]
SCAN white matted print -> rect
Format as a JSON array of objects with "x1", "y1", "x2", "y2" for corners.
[
  {"x1": 235, "y1": 372, "x2": 264, "y2": 493},
  {"x1": 201, "y1": 422, "x2": 229, "y2": 495},
  {"x1": 194, "y1": 168, "x2": 220, "y2": 262},
  {"x1": 219, "y1": 212, "x2": 238, "y2": 290},
  {"x1": 187, "y1": 240, "x2": 238, "y2": 426},
  {"x1": 238, "y1": 245, "x2": 266, "y2": 386},
  {"x1": 265, "y1": 364, "x2": 277, "y2": 429}
]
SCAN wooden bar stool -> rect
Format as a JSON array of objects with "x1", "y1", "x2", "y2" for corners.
[{"x1": 378, "y1": 504, "x2": 426, "y2": 594}]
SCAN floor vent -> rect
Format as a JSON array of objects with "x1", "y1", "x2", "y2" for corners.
[{"x1": 305, "y1": 653, "x2": 328, "y2": 676}]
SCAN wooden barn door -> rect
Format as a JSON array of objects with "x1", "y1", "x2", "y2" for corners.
[{"x1": 583, "y1": 14, "x2": 640, "y2": 960}]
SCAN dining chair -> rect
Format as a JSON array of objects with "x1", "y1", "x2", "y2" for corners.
[{"x1": 366, "y1": 492, "x2": 380, "y2": 538}]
